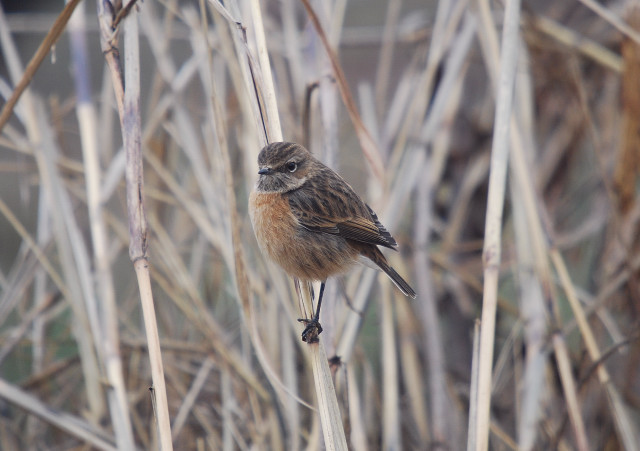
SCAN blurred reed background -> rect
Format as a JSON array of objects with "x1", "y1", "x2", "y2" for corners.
[{"x1": 0, "y1": 0, "x2": 639, "y2": 449}]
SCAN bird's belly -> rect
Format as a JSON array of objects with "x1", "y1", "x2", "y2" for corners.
[{"x1": 249, "y1": 191, "x2": 358, "y2": 281}]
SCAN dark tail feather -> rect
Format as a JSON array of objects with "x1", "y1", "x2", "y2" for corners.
[
  {"x1": 382, "y1": 264, "x2": 417, "y2": 298},
  {"x1": 364, "y1": 247, "x2": 417, "y2": 298}
]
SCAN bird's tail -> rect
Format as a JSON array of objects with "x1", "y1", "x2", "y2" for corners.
[{"x1": 362, "y1": 247, "x2": 417, "y2": 298}]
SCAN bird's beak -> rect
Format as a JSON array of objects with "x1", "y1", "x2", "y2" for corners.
[{"x1": 258, "y1": 167, "x2": 272, "y2": 175}]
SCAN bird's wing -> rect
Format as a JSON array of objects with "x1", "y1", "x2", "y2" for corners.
[{"x1": 288, "y1": 174, "x2": 397, "y2": 249}]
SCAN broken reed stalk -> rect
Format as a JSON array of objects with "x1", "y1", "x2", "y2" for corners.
[
  {"x1": 96, "y1": 1, "x2": 173, "y2": 449},
  {"x1": 475, "y1": 0, "x2": 521, "y2": 450}
]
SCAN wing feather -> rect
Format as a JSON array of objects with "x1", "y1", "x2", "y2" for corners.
[{"x1": 288, "y1": 169, "x2": 397, "y2": 249}]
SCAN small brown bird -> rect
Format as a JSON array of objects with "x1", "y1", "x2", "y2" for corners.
[{"x1": 249, "y1": 142, "x2": 416, "y2": 342}]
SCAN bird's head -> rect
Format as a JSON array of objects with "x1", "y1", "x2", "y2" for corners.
[{"x1": 255, "y1": 142, "x2": 316, "y2": 193}]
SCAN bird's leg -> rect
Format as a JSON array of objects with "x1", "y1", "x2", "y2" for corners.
[{"x1": 298, "y1": 281, "x2": 325, "y2": 343}]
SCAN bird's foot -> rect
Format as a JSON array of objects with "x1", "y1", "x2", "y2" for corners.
[{"x1": 297, "y1": 317, "x2": 323, "y2": 343}]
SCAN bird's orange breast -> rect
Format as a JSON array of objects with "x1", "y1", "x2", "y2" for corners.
[
  {"x1": 249, "y1": 191, "x2": 298, "y2": 264},
  {"x1": 249, "y1": 190, "x2": 359, "y2": 281}
]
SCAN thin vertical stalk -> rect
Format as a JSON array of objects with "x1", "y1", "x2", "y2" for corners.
[
  {"x1": 0, "y1": 4, "x2": 104, "y2": 423},
  {"x1": 249, "y1": 0, "x2": 282, "y2": 141},
  {"x1": 96, "y1": 0, "x2": 173, "y2": 448},
  {"x1": 511, "y1": 182, "x2": 547, "y2": 451},
  {"x1": 374, "y1": 0, "x2": 402, "y2": 119},
  {"x1": 347, "y1": 360, "x2": 368, "y2": 450},
  {"x1": 415, "y1": 147, "x2": 454, "y2": 446},
  {"x1": 299, "y1": 0, "x2": 385, "y2": 180},
  {"x1": 122, "y1": 8, "x2": 173, "y2": 450},
  {"x1": 68, "y1": 2, "x2": 135, "y2": 448},
  {"x1": 380, "y1": 285, "x2": 399, "y2": 450},
  {"x1": 475, "y1": 1, "x2": 521, "y2": 450},
  {"x1": 209, "y1": 1, "x2": 348, "y2": 449},
  {"x1": 467, "y1": 320, "x2": 481, "y2": 451},
  {"x1": 551, "y1": 334, "x2": 590, "y2": 451}
]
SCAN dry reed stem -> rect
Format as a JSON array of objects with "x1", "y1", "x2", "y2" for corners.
[
  {"x1": 198, "y1": 14, "x2": 283, "y2": 406},
  {"x1": 374, "y1": 0, "x2": 402, "y2": 119},
  {"x1": 0, "y1": 197, "x2": 68, "y2": 300},
  {"x1": 95, "y1": 1, "x2": 173, "y2": 448},
  {"x1": 171, "y1": 357, "x2": 214, "y2": 439},
  {"x1": 380, "y1": 285, "x2": 400, "y2": 450},
  {"x1": 0, "y1": 0, "x2": 82, "y2": 133},
  {"x1": 133, "y1": 259, "x2": 172, "y2": 450},
  {"x1": 251, "y1": 0, "x2": 348, "y2": 446},
  {"x1": 69, "y1": 3, "x2": 135, "y2": 447},
  {"x1": 415, "y1": 137, "x2": 451, "y2": 444},
  {"x1": 413, "y1": 9, "x2": 473, "y2": 445},
  {"x1": 531, "y1": 15, "x2": 623, "y2": 72},
  {"x1": 1, "y1": 0, "x2": 638, "y2": 448},
  {"x1": 475, "y1": 2, "x2": 522, "y2": 451},
  {"x1": 207, "y1": 0, "x2": 269, "y2": 148},
  {"x1": 504, "y1": 9, "x2": 636, "y2": 441},
  {"x1": 299, "y1": 0, "x2": 384, "y2": 181},
  {"x1": 1, "y1": 2, "x2": 106, "y2": 426},
  {"x1": 295, "y1": 279, "x2": 349, "y2": 451},
  {"x1": 398, "y1": 315, "x2": 430, "y2": 442},
  {"x1": 476, "y1": 2, "x2": 595, "y2": 447},
  {"x1": 0, "y1": 292, "x2": 56, "y2": 365},
  {"x1": 615, "y1": 7, "x2": 640, "y2": 214},
  {"x1": 511, "y1": 191, "x2": 547, "y2": 451},
  {"x1": 249, "y1": 0, "x2": 282, "y2": 141},
  {"x1": 309, "y1": 335, "x2": 349, "y2": 451},
  {"x1": 578, "y1": 0, "x2": 640, "y2": 45},
  {"x1": 334, "y1": 270, "x2": 377, "y2": 362},
  {"x1": 551, "y1": 334, "x2": 589, "y2": 451},
  {"x1": 207, "y1": 1, "x2": 348, "y2": 449},
  {"x1": 0, "y1": 378, "x2": 117, "y2": 450},
  {"x1": 467, "y1": 320, "x2": 481, "y2": 451},
  {"x1": 345, "y1": 360, "x2": 367, "y2": 450},
  {"x1": 144, "y1": 211, "x2": 270, "y2": 401},
  {"x1": 125, "y1": 24, "x2": 174, "y2": 451},
  {"x1": 551, "y1": 249, "x2": 640, "y2": 450}
]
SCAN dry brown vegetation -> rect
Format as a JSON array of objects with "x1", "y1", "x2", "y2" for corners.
[{"x1": 0, "y1": 0, "x2": 639, "y2": 450}]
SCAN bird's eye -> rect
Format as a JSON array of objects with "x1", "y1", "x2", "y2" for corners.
[{"x1": 286, "y1": 161, "x2": 297, "y2": 172}]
